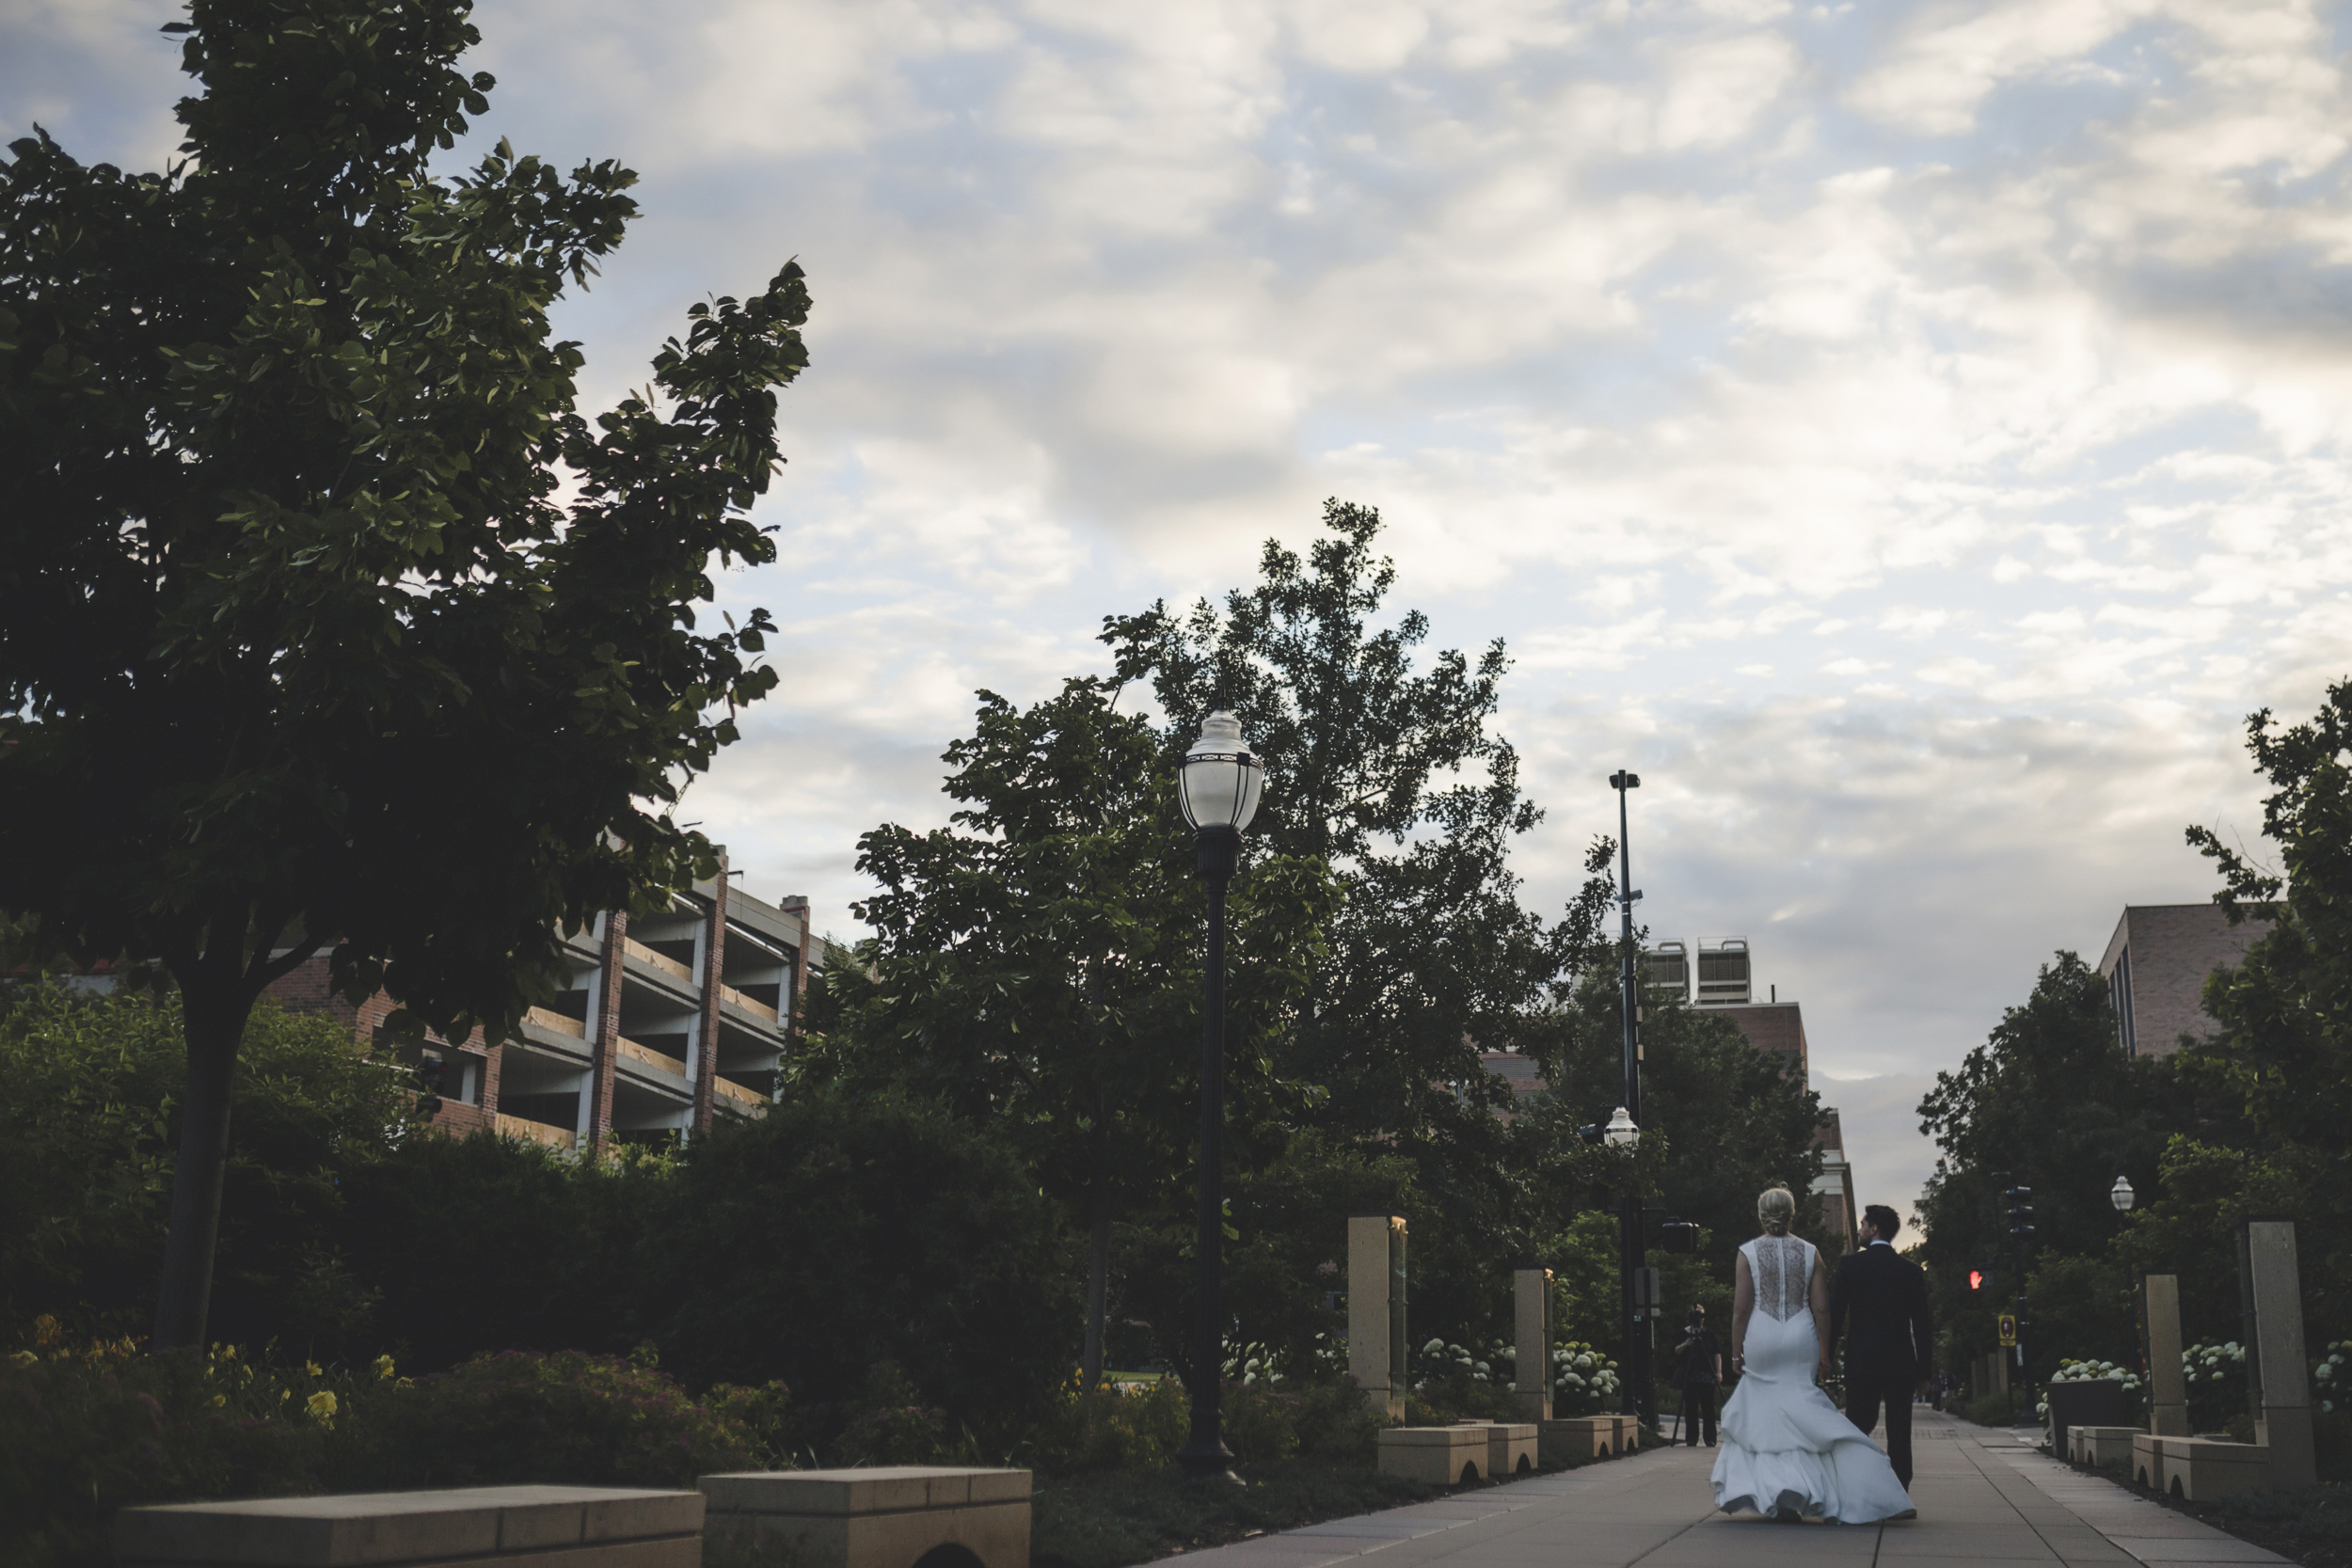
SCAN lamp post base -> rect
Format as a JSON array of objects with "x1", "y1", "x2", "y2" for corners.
[{"x1": 1174, "y1": 1438, "x2": 1244, "y2": 1484}]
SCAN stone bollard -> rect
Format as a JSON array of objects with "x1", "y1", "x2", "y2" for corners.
[
  {"x1": 699, "y1": 1468, "x2": 1029, "y2": 1568},
  {"x1": 1349, "y1": 1212, "x2": 1408, "y2": 1422},
  {"x1": 116, "y1": 1485, "x2": 703, "y2": 1568},
  {"x1": 1513, "y1": 1267, "x2": 1551, "y2": 1423},
  {"x1": 2243, "y1": 1217, "x2": 2317, "y2": 1489},
  {"x1": 1377, "y1": 1426, "x2": 1486, "y2": 1485},
  {"x1": 1538, "y1": 1417, "x2": 1617, "y2": 1460},
  {"x1": 2142, "y1": 1272, "x2": 2189, "y2": 1437}
]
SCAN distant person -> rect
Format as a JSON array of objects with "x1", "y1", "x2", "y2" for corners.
[
  {"x1": 1710, "y1": 1187, "x2": 1914, "y2": 1523},
  {"x1": 1674, "y1": 1305, "x2": 1722, "y2": 1447},
  {"x1": 1828, "y1": 1204, "x2": 1935, "y2": 1490}
]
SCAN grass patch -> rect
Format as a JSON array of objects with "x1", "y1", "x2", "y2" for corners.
[{"x1": 1032, "y1": 1461, "x2": 1436, "y2": 1568}]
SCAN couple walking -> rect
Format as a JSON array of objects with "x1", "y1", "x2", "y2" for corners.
[{"x1": 1703, "y1": 1188, "x2": 1931, "y2": 1525}]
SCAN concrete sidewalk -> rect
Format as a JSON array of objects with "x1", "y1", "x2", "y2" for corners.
[{"x1": 1177, "y1": 1413, "x2": 2286, "y2": 1568}]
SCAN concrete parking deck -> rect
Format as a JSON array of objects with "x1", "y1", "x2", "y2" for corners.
[{"x1": 1176, "y1": 1412, "x2": 2285, "y2": 1568}]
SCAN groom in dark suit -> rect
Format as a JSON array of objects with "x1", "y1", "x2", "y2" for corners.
[{"x1": 1827, "y1": 1203, "x2": 1933, "y2": 1490}]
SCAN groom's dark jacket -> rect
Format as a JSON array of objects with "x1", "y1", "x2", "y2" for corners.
[{"x1": 1827, "y1": 1243, "x2": 1933, "y2": 1386}]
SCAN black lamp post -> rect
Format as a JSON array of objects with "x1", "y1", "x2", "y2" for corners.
[
  {"x1": 1609, "y1": 768, "x2": 1653, "y2": 1429},
  {"x1": 1175, "y1": 710, "x2": 1264, "y2": 1480}
]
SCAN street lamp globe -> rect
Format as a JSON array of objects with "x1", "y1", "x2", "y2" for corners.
[
  {"x1": 2110, "y1": 1175, "x2": 2136, "y2": 1213},
  {"x1": 1178, "y1": 711, "x2": 1264, "y2": 832},
  {"x1": 1604, "y1": 1106, "x2": 1640, "y2": 1148}
]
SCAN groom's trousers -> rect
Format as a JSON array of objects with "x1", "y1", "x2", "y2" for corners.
[{"x1": 1845, "y1": 1378, "x2": 1915, "y2": 1488}]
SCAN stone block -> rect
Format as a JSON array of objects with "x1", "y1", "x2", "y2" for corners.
[
  {"x1": 1453, "y1": 1422, "x2": 1536, "y2": 1479},
  {"x1": 1512, "y1": 1268, "x2": 1550, "y2": 1423},
  {"x1": 2245, "y1": 1218, "x2": 2317, "y2": 1490},
  {"x1": 116, "y1": 1485, "x2": 704, "y2": 1568},
  {"x1": 1613, "y1": 1415, "x2": 1640, "y2": 1452},
  {"x1": 2070, "y1": 1425, "x2": 2137, "y2": 1468},
  {"x1": 2143, "y1": 1273, "x2": 2189, "y2": 1437},
  {"x1": 699, "y1": 1469, "x2": 1028, "y2": 1568},
  {"x1": 1538, "y1": 1417, "x2": 1617, "y2": 1460},
  {"x1": 1348, "y1": 1214, "x2": 1407, "y2": 1423},
  {"x1": 2132, "y1": 1434, "x2": 2270, "y2": 1501},
  {"x1": 1376, "y1": 1427, "x2": 1486, "y2": 1486}
]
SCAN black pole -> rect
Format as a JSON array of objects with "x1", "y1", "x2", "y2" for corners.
[
  {"x1": 1613, "y1": 773, "x2": 1651, "y2": 1430},
  {"x1": 1178, "y1": 824, "x2": 1240, "y2": 1479}
]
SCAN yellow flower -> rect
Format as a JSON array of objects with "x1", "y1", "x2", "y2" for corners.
[
  {"x1": 306, "y1": 1390, "x2": 338, "y2": 1425},
  {"x1": 8, "y1": 1350, "x2": 34, "y2": 1369},
  {"x1": 32, "y1": 1315, "x2": 62, "y2": 1350},
  {"x1": 280, "y1": 1388, "x2": 291, "y2": 1402},
  {"x1": 305, "y1": 1361, "x2": 323, "y2": 1379},
  {"x1": 213, "y1": 1394, "x2": 227, "y2": 1408},
  {"x1": 373, "y1": 1354, "x2": 396, "y2": 1381}
]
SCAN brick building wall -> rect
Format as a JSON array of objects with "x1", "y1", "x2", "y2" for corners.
[{"x1": 2097, "y1": 903, "x2": 2269, "y2": 1058}]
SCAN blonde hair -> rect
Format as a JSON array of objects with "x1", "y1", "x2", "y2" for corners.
[{"x1": 1756, "y1": 1187, "x2": 1796, "y2": 1237}]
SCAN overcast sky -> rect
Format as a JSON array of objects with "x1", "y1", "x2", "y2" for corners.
[{"x1": 16, "y1": 0, "x2": 2352, "y2": 1222}]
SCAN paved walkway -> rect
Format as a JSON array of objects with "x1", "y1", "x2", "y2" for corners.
[{"x1": 1185, "y1": 1413, "x2": 2288, "y2": 1568}]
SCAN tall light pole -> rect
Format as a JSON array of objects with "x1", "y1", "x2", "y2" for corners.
[
  {"x1": 1175, "y1": 711, "x2": 1264, "y2": 1480},
  {"x1": 1609, "y1": 768, "x2": 1652, "y2": 1429}
]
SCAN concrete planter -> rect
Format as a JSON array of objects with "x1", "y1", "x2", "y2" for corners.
[
  {"x1": 116, "y1": 1484, "x2": 704, "y2": 1567},
  {"x1": 1377, "y1": 1426, "x2": 1487, "y2": 1485},
  {"x1": 699, "y1": 1467, "x2": 1030, "y2": 1568}
]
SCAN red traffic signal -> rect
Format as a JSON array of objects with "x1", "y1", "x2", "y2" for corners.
[{"x1": 1968, "y1": 1269, "x2": 1984, "y2": 1291}]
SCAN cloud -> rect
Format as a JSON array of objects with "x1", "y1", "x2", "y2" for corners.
[{"x1": 17, "y1": 0, "x2": 2352, "y2": 1111}]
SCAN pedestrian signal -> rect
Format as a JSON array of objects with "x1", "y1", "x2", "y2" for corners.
[
  {"x1": 1968, "y1": 1269, "x2": 1984, "y2": 1291},
  {"x1": 1998, "y1": 1313, "x2": 2018, "y2": 1347}
]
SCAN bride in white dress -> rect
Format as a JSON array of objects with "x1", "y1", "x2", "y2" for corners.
[{"x1": 1710, "y1": 1187, "x2": 1915, "y2": 1524}]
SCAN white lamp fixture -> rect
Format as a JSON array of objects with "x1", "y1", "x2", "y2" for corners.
[
  {"x1": 1604, "y1": 1106, "x2": 1640, "y2": 1148},
  {"x1": 2110, "y1": 1175, "x2": 2136, "y2": 1213},
  {"x1": 1178, "y1": 710, "x2": 1264, "y2": 832}
]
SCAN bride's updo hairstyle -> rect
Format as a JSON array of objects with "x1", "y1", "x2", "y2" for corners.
[{"x1": 1756, "y1": 1187, "x2": 1796, "y2": 1237}]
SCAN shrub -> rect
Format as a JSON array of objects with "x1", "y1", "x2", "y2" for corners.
[
  {"x1": 0, "y1": 1331, "x2": 346, "y2": 1568},
  {"x1": 2183, "y1": 1341, "x2": 2248, "y2": 1433},
  {"x1": 1025, "y1": 1379, "x2": 1189, "y2": 1474},
  {"x1": 0, "y1": 989, "x2": 420, "y2": 1355},
  {"x1": 646, "y1": 1090, "x2": 1080, "y2": 1449},
  {"x1": 333, "y1": 1351, "x2": 785, "y2": 1490},
  {"x1": 1232, "y1": 1379, "x2": 1381, "y2": 1464}
]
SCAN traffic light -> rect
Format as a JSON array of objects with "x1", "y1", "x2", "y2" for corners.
[
  {"x1": 2004, "y1": 1185, "x2": 2035, "y2": 1245},
  {"x1": 1968, "y1": 1268, "x2": 1984, "y2": 1291},
  {"x1": 1660, "y1": 1220, "x2": 1701, "y2": 1254}
]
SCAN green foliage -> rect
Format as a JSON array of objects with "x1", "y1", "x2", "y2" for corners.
[
  {"x1": 1025, "y1": 1380, "x2": 1192, "y2": 1474},
  {"x1": 2175, "y1": 681, "x2": 2352, "y2": 1352},
  {"x1": 1101, "y1": 502, "x2": 1628, "y2": 1361},
  {"x1": 0, "y1": 1337, "x2": 337, "y2": 1568},
  {"x1": 647, "y1": 1089, "x2": 1082, "y2": 1449},
  {"x1": 334, "y1": 1126, "x2": 652, "y2": 1370},
  {"x1": 1913, "y1": 952, "x2": 2198, "y2": 1377},
  {"x1": 1530, "y1": 970, "x2": 1823, "y2": 1274},
  {"x1": 0, "y1": 987, "x2": 419, "y2": 1349},
  {"x1": 0, "y1": 1332, "x2": 778, "y2": 1568},
  {"x1": 0, "y1": 0, "x2": 804, "y2": 1344},
  {"x1": 801, "y1": 678, "x2": 1342, "y2": 1388},
  {"x1": 344, "y1": 1351, "x2": 780, "y2": 1489}
]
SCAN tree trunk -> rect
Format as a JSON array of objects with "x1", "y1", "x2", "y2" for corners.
[
  {"x1": 152, "y1": 967, "x2": 254, "y2": 1349},
  {"x1": 1082, "y1": 1190, "x2": 1110, "y2": 1393}
]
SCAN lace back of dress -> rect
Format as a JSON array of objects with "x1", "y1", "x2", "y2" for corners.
[{"x1": 1750, "y1": 1234, "x2": 1809, "y2": 1322}]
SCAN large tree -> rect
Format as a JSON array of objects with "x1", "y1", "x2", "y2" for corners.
[
  {"x1": 1103, "y1": 501, "x2": 1621, "y2": 1343},
  {"x1": 801, "y1": 678, "x2": 1341, "y2": 1391},
  {"x1": 1912, "y1": 953, "x2": 2200, "y2": 1379},
  {"x1": 0, "y1": 0, "x2": 803, "y2": 1344},
  {"x1": 2164, "y1": 681, "x2": 2352, "y2": 1349}
]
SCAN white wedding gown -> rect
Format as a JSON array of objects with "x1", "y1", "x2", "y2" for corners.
[{"x1": 1710, "y1": 1234, "x2": 1914, "y2": 1524}]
